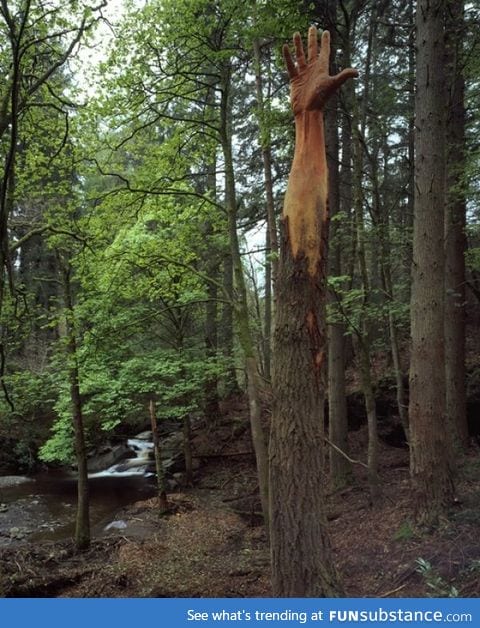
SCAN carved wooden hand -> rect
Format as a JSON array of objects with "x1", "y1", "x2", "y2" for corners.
[{"x1": 283, "y1": 26, "x2": 358, "y2": 115}]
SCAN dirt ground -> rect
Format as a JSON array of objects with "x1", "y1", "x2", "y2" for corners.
[{"x1": 2, "y1": 414, "x2": 480, "y2": 598}]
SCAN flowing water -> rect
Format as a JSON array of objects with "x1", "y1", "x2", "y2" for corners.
[
  {"x1": 0, "y1": 438, "x2": 158, "y2": 546},
  {"x1": 89, "y1": 439, "x2": 155, "y2": 478}
]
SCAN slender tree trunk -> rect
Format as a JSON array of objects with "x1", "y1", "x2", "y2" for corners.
[
  {"x1": 203, "y1": 218, "x2": 221, "y2": 424},
  {"x1": 252, "y1": 38, "x2": 279, "y2": 286},
  {"x1": 203, "y1": 91, "x2": 222, "y2": 422},
  {"x1": 405, "y1": 0, "x2": 415, "y2": 273},
  {"x1": 149, "y1": 399, "x2": 168, "y2": 514},
  {"x1": 352, "y1": 106, "x2": 379, "y2": 502},
  {"x1": 444, "y1": 0, "x2": 468, "y2": 452},
  {"x1": 325, "y1": 19, "x2": 351, "y2": 488},
  {"x1": 62, "y1": 266, "x2": 90, "y2": 550},
  {"x1": 409, "y1": 0, "x2": 454, "y2": 523},
  {"x1": 221, "y1": 251, "x2": 239, "y2": 395},
  {"x1": 353, "y1": 333, "x2": 380, "y2": 503},
  {"x1": 253, "y1": 38, "x2": 279, "y2": 383},
  {"x1": 387, "y1": 303, "x2": 409, "y2": 441},
  {"x1": 220, "y1": 66, "x2": 269, "y2": 528},
  {"x1": 375, "y1": 139, "x2": 409, "y2": 441},
  {"x1": 349, "y1": 6, "x2": 380, "y2": 502},
  {"x1": 263, "y1": 228, "x2": 273, "y2": 381},
  {"x1": 204, "y1": 268, "x2": 221, "y2": 422},
  {"x1": 183, "y1": 414, "x2": 193, "y2": 486}
]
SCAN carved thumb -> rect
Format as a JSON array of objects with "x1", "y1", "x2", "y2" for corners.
[{"x1": 331, "y1": 68, "x2": 359, "y2": 91}]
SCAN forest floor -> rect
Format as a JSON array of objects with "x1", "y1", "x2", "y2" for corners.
[{"x1": 2, "y1": 400, "x2": 480, "y2": 598}]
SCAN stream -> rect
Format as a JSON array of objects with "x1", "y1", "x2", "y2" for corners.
[{"x1": 0, "y1": 433, "x2": 179, "y2": 547}]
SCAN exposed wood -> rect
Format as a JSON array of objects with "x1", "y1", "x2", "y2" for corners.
[{"x1": 270, "y1": 26, "x2": 357, "y2": 598}]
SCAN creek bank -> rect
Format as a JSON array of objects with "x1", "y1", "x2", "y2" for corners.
[
  {"x1": 0, "y1": 476, "x2": 31, "y2": 488},
  {"x1": 0, "y1": 425, "x2": 193, "y2": 548},
  {"x1": 3, "y1": 438, "x2": 480, "y2": 598}
]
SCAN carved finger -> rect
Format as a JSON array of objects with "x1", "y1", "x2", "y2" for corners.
[
  {"x1": 318, "y1": 30, "x2": 331, "y2": 72},
  {"x1": 307, "y1": 25, "x2": 318, "y2": 63},
  {"x1": 294, "y1": 32, "x2": 306, "y2": 71},
  {"x1": 283, "y1": 44, "x2": 298, "y2": 79}
]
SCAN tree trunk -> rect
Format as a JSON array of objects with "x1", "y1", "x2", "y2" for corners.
[
  {"x1": 62, "y1": 266, "x2": 90, "y2": 550},
  {"x1": 271, "y1": 216, "x2": 341, "y2": 596},
  {"x1": 387, "y1": 304, "x2": 409, "y2": 442},
  {"x1": 204, "y1": 269, "x2": 221, "y2": 423},
  {"x1": 351, "y1": 115, "x2": 379, "y2": 502},
  {"x1": 263, "y1": 228, "x2": 273, "y2": 381},
  {"x1": 324, "y1": 12, "x2": 351, "y2": 489},
  {"x1": 203, "y1": 219, "x2": 221, "y2": 423},
  {"x1": 221, "y1": 251, "x2": 239, "y2": 395},
  {"x1": 444, "y1": 0, "x2": 468, "y2": 452},
  {"x1": 405, "y1": 0, "x2": 415, "y2": 273},
  {"x1": 409, "y1": 0, "x2": 454, "y2": 523},
  {"x1": 270, "y1": 104, "x2": 343, "y2": 595},
  {"x1": 375, "y1": 137, "x2": 409, "y2": 442},
  {"x1": 253, "y1": 38, "x2": 279, "y2": 384},
  {"x1": 353, "y1": 334, "x2": 380, "y2": 503},
  {"x1": 183, "y1": 414, "x2": 193, "y2": 486},
  {"x1": 149, "y1": 399, "x2": 168, "y2": 513},
  {"x1": 269, "y1": 24, "x2": 357, "y2": 595},
  {"x1": 220, "y1": 65, "x2": 269, "y2": 528}
]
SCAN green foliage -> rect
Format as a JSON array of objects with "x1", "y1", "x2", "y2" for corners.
[
  {"x1": 0, "y1": 369, "x2": 56, "y2": 415},
  {"x1": 327, "y1": 275, "x2": 409, "y2": 344},
  {"x1": 39, "y1": 408, "x2": 75, "y2": 464},
  {"x1": 415, "y1": 558, "x2": 459, "y2": 598}
]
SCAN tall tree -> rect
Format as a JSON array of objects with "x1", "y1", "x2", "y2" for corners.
[
  {"x1": 318, "y1": 0, "x2": 352, "y2": 489},
  {"x1": 0, "y1": 0, "x2": 105, "y2": 411},
  {"x1": 409, "y1": 0, "x2": 454, "y2": 523},
  {"x1": 60, "y1": 259, "x2": 90, "y2": 550},
  {"x1": 270, "y1": 26, "x2": 357, "y2": 597},
  {"x1": 444, "y1": 0, "x2": 469, "y2": 452}
]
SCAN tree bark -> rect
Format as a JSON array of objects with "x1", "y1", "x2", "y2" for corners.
[
  {"x1": 263, "y1": 228, "x2": 273, "y2": 381},
  {"x1": 149, "y1": 399, "x2": 168, "y2": 513},
  {"x1": 62, "y1": 265, "x2": 90, "y2": 550},
  {"x1": 221, "y1": 251, "x2": 239, "y2": 395},
  {"x1": 353, "y1": 334, "x2": 380, "y2": 504},
  {"x1": 203, "y1": 219, "x2": 222, "y2": 423},
  {"x1": 409, "y1": 0, "x2": 454, "y2": 523},
  {"x1": 253, "y1": 38, "x2": 279, "y2": 383},
  {"x1": 271, "y1": 212, "x2": 341, "y2": 595},
  {"x1": 324, "y1": 7, "x2": 351, "y2": 489},
  {"x1": 183, "y1": 414, "x2": 193, "y2": 486},
  {"x1": 444, "y1": 0, "x2": 469, "y2": 452}
]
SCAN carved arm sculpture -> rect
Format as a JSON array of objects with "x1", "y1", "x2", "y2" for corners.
[{"x1": 282, "y1": 26, "x2": 358, "y2": 275}]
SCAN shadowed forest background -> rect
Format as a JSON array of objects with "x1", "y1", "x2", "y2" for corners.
[{"x1": 1, "y1": 0, "x2": 480, "y2": 598}]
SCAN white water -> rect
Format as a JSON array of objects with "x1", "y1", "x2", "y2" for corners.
[{"x1": 89, "y1": 438, "x2": 154, "y2": 478}]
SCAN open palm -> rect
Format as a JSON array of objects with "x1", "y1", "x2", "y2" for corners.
[{"x1": 284, "y1": 26, "x2": 358, "y2": 115}]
